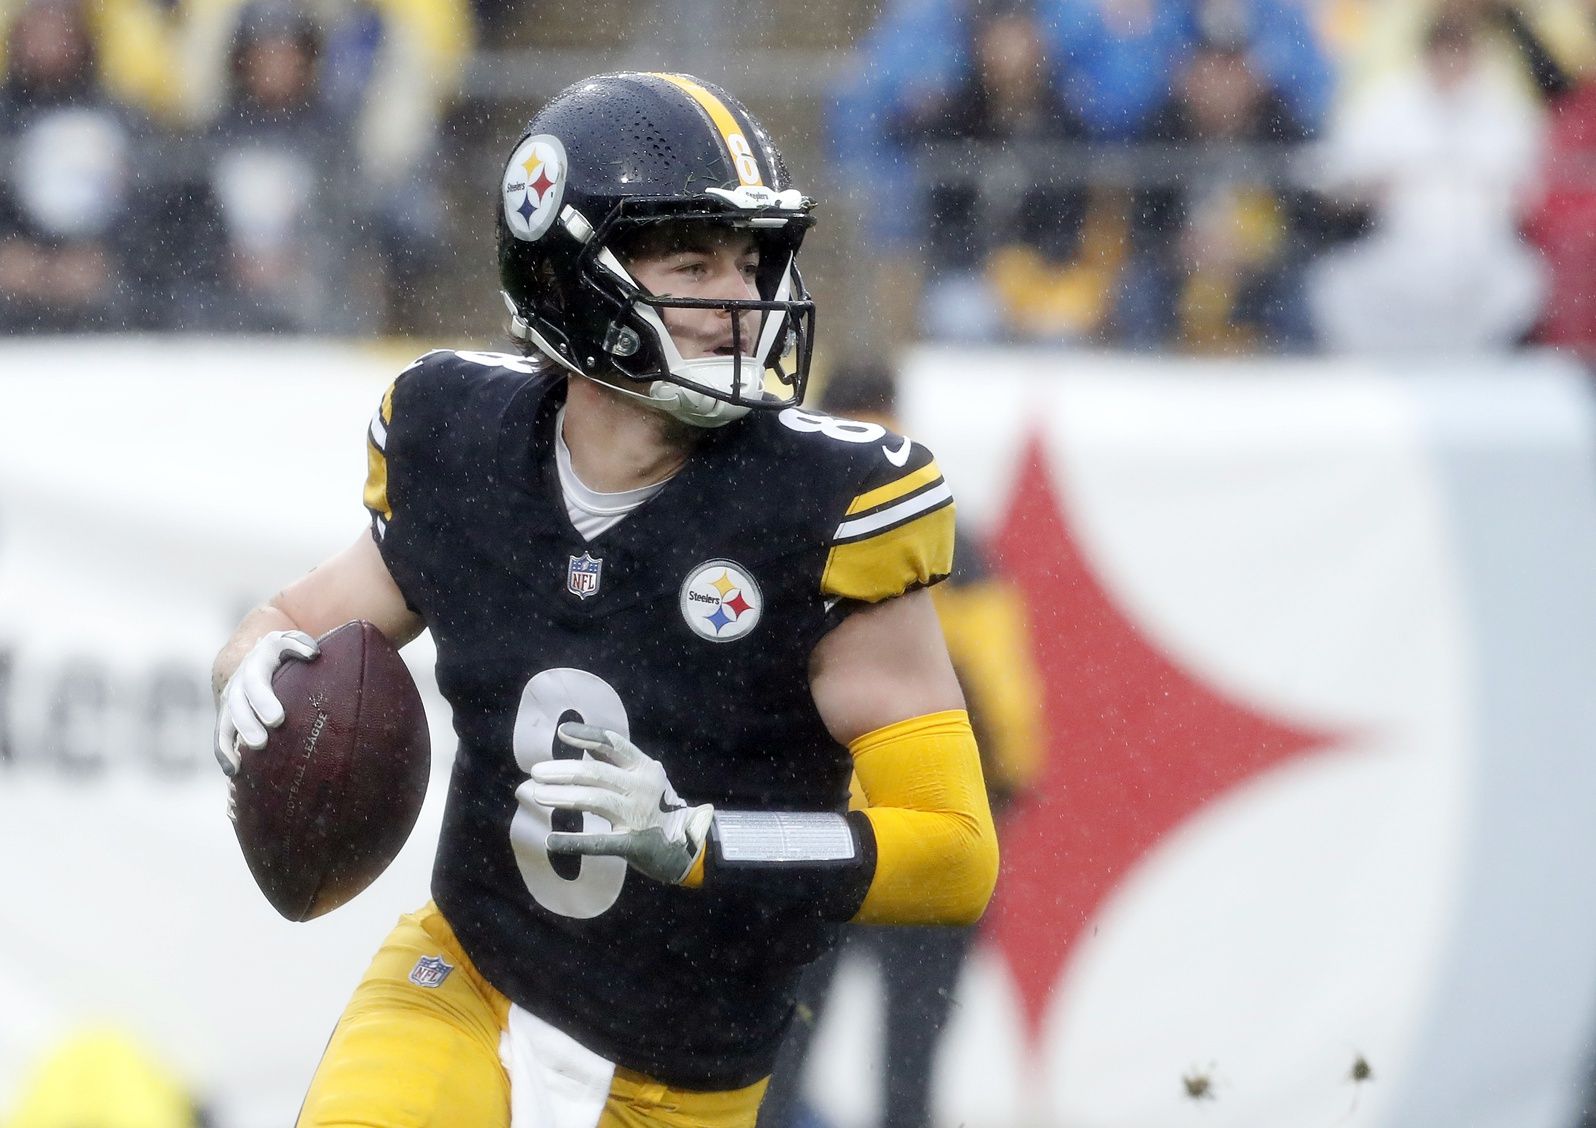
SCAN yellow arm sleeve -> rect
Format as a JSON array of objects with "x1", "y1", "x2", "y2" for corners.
[{"x1": 849, "y1": 709, "x2": 999, "y2": 925}]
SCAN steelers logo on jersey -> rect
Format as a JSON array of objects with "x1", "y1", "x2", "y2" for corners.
[
  {"x1": 680, "y1": 560, "x2": 762, "y2": 642},
  {"x1": 502, "y1": 134, "x2": 567, "y2": 242}
]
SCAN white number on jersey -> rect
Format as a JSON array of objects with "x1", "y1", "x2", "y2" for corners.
[
  {"x1": 509, "y1": 668, "x2": 629, "y2": 918},
  {"x1": 778, "y1": 407, "x2": 887, "y2": 444}
]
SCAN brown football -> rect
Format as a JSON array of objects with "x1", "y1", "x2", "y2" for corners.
[{"x1": 231, "y1": 620, "x2": 430, "y2": 922}]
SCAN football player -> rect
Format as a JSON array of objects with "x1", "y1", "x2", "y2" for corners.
[{"x1": 212, "y1": 72, "x2": 999, "y2": 1128}]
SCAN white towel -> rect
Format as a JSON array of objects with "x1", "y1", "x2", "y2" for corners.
[{"x1": 499, "y1": 1003, "x2": 617, "y2": 1128}]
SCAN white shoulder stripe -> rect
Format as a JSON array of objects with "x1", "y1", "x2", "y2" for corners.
[
  {"x1": 833, "y1": 481, "x2": 952, "y2": 541},
  {"x1": 369, "y1": 409, "x2": 388, "y2": 452}
]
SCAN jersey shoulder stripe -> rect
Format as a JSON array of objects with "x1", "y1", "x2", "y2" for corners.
[
  {"x1": 834, "y1": 476, "x2": 953, "y2": 544},
  {"x1": 818, "y1": 434, "x2": 955, "y2": 603},
  {"x1": 363, "y1": 379, "x2": 399, "y2": 534},
  {"x1": 844, "y1": 458, "x2": 941, "y2": 517},
  {"x1": 362, "y1": 348, "x2": 545, "y2": 542},
  {"x1": 822, "y1": 501, "x2": 955, "y2": 603}
]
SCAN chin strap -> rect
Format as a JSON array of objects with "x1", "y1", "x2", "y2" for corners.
[
  {"x1": 503, "y1": 291, "x2": 753, "y2": 429},
  {"x1": 576, "y1": 368, "x2": 752, "y2": 429},
  {"x1": 640, "y1": 380, "x2": 751, "y2": 428}
]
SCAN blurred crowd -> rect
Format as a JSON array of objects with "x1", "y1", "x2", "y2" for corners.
[
  {"x1": 0, "y1": 0, "x2": 471, "y2": 334},
  {"x1": 842, "y1": 0, "x2": 1596, "y2": 357},
  {"x1": 2, "y1": 0, "x2": 1595, "y2": 358}
]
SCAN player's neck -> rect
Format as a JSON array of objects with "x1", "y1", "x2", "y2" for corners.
[{"x1": 562, "y1": 376, "x2": 700, "y2": 492}]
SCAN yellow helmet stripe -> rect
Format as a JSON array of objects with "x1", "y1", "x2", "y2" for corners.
[{"x1": 648, "y1": 72, "x2": 765, "y2": 187}]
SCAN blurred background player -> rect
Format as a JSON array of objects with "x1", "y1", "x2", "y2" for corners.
[{"x1": 755, "y1": 359, "x2": 1044, "y2": 1128}]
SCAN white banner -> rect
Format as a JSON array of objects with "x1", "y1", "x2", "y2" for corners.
[
  {"x1": 807, "y1": 347, "x2": 1596, "y2": 1128},
  {"x1": 3, "y1": 340, "x2": 1596, "y2": 1128},
  {"x1": 0, "y1": 338, "x2": 443, "y2": 1127}
]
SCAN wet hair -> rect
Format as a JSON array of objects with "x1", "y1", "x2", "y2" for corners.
[{"x1": 609, "y1": 217, "x2": 753, "y2": 266}]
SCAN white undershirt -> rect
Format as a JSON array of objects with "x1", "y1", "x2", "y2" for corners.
[{"x1": 554, "y1": 406, "x2": 673, "y2": 539}]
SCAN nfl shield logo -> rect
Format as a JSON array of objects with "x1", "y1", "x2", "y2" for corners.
[
  {"x1": 409, "y1": 954, "x2": 454, "y2": 989},
  {"x1": 567, "y1": 551, "x2": 603, "y2": 599}
]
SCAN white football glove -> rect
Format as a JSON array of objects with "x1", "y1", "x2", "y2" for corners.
[
  {"x1": 214, "y1": 629, "x2": 319, "y2": 777},
  {"x1": 531, "y1": 723, "x2": 715, "y2": 885}
]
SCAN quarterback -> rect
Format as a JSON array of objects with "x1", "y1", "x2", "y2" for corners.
[{"x1": 212, "y1": 72, "x2": 999, "y2": 1128}]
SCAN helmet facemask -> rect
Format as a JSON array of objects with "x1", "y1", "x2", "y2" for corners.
[
  {"x1": 506, "y1": 197, "x2": 815, "y2": 429},
  {"x1": 585, "y1": 203, "x2": 814, "y2": 427}
]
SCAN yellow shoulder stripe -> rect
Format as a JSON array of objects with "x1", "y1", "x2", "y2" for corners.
[
  {"x1": 822, "y1": 504, "x2": 955, "y2": 603},
  {"x1": 846, "y1": 461, "x2": 942, "y2": 517},
  {"x1": 362, "y1": 381, "x2": 397, "y2": 524}
]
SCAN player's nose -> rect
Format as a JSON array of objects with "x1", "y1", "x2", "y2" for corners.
[{"x1": 707, "y1": 260, "x2": 758, "y2": 305}]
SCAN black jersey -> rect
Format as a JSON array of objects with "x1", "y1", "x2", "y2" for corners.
[{"x1": 362, "y1": 349, "x2": 956, "y2": 1089}]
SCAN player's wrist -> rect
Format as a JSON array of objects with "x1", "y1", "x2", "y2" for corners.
[
  {"x1": 696, "y1": 809, "x2": 877, "y2": 917},
  {"x1": 671, "y1": 803, "x2": 715, "y2": 887}
]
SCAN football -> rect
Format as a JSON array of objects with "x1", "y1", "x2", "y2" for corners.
[{"x1": 231, "y1": 620, "x2": 431, "y2": 921}]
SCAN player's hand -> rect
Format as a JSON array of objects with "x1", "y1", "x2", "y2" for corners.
[
  {"x1": 532, "y1": 723, "x2": 715, "y2": 885},
  {"x1": 214, "y1": 629, "x2": 319, "y2": 777}
]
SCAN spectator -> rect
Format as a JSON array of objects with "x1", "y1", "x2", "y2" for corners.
[
  {"x1": 0, "y1": 0, "x2": 187, "y2": 123},
  {"x1": 1043, "y1": 0, "x2": 1332, "y2": 140},
  {"x1": 193, "y1": 1, "x2": 352, "y2": 332},
  {"x1": 1505, "y1": 1, "x2": 1596, "y2": 359},
  {"x1": 172, "y1": 0, "x2": 472, "y2": 332},
  {"x1": 1115, "y1": 20, "x2": 1318, "y2": 352},
  {"x1": 1046, "y1": 0, "x2": 1193, "y2": 139},
  {"x1": 910, "y1": 3, "x2": 1125, "y2": 344},
  {"x1": 826, "y1": 0, "x2": 973, "y2": 345},
  {"x1": 1305, "y1": 7, "x2": 1548, "y2": 353},
  {"x1": 1337, "y1": 0, "x2": 1595, "y2": 113},
  {"x1": 0, "y1": 0, "x2": 147, "y2": 332},
  {"x1": 831, "y1": 0, "x2": 1333, "y2": 349},
  {"x1": 1185, "y1": 0, "x2": 1337, "y2": 133},
  {"x1": 756, "y1": 362, "x2": 1044, "y2": 1128}
]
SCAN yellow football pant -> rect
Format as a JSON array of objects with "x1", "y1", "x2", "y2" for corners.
[{"x1": 298, "y1": 902, "x2": 768, "y2": 1128}]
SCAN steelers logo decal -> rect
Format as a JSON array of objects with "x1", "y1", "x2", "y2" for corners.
[
  {"x1": 680, "y1": 560, "x2": 763, "y2": 643},
  {"x1": 502, "y1": 134, "x2": 566, "y2": 242}
]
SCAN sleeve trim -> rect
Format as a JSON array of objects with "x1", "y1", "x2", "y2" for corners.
[
  {"x1": 833, "y1": 480, "x2": 952, "y2": 544},
  {"x1": 845, "y1": 460, "x2": 942, "y2": 517}
]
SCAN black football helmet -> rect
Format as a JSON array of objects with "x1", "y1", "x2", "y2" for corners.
[{"x1": 497, "y1": 72, "x2": 817, "y2": 428}]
